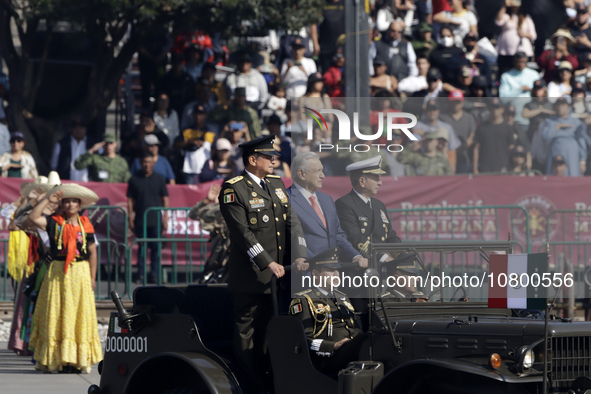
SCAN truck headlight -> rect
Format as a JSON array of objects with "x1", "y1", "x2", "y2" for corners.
[{"x1": 522, "y1": 348, "x2": 534, "y2": 369}]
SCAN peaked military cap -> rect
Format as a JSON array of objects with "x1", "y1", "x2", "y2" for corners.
[
  {"x1": 345, "y1": 155, "x2": 387, "y2": 175},
  {"x1": 308, "y1": 247, "x2": 341, "y2": 270},
  {"x1": 239, "y1": 134, "x2": 281, "y2": 157},
  {"x1": 388, "y1": 252, "x2": 421, "y2": 275}
]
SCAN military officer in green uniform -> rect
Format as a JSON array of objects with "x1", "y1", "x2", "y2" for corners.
[
  {"x1": 74, "y1": 133, "x2": 131, "y2": 182},
  {"x1": 208, "y1": 87, "x2": 262, "y2": 140},
  {"x1": 335, "y1": 155, "x2": 402, "y2": 264},
  {"x1": 289, "y1": 247, "x2": 364, "y2": 375},
  {"x1": 219, "y1": 134, "x2": 307, "y2": 382},
  {"x1": 396, "y1": 128, "x2": 453, "y2": 176}
]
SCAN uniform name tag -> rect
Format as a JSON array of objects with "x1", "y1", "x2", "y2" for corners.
[
  {"x1": 98, "y1": 170, "x2": 109, "y2": 179},
  {"x1": 249, "y1": 198, "x2": 265, "y2": 209},
  {"x1": 275, "y1": 188, "x2": 288, "y2": 203},
  {"x1": 358, "y1": 216, "x2": 368, "y2": 221}
]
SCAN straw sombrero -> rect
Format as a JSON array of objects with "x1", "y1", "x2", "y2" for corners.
[
  {"x1": 19, "y1": 181, "x2": 33, "y2": 196},
  {"x1": 21, "y1": 176, "x2": 48, "y2": 197},
  {"x1": 21, "y1": 171, "x2": 61, "y2": 197},
  {"x1": 551, "y1": 29, "x2": 575, "y2": 43},
  {"x1": 48, "y1": 183, "x2": 99, "y2": 207}
]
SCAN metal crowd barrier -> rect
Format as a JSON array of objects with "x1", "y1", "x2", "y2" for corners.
[
  {"x1": 546, "y1": 209, "x2": 591, "y2": 243},
  {"x1": 388, "y1": 205, "x2": 531, "y2": 252},
  {"x1": 124, "y1": 237, "x2": 209, "y2": 298},
  {"x1": 537, "y1": 242, "x2": 591, "y2": 319},
  {"x1": 87, "y1": 205, "x2": 129, "y2": 245}
]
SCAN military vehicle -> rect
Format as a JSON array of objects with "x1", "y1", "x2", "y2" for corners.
[{"x1": 88, "y1": 242, "x2": 591, "y2": 394}]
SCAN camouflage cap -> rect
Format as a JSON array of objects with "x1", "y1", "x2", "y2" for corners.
[{"x1": 103, "y1": 133, "x2": 117, "y2": 143}]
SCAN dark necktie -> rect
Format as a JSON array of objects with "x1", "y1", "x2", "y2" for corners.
[
  {"x1": 328, "y1": 292, "x2": 337, "y2": 303},
  {"x1": 260, "y1": 179, "x2": 268, "y2": 194}
]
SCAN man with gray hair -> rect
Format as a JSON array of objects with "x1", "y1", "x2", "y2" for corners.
[{"x1": 287, "y1": 152, "x2": 367, "y2": 267}]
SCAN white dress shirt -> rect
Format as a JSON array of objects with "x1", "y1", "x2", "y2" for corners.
[{"x1": 293, "y1": 182, "x2": 324, "y2": 216}]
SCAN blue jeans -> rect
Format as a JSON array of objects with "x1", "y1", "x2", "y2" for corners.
[{"x1": 136, "y1": 226, "x2": 160, "y2": 279}]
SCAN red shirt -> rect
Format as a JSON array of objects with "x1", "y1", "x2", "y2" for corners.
[
  {"x1": 432, "y1": 0, "x2": 452, "y2": 15},
  {"x1": 536, "y1": 50, "x2": 580, "y2": 84},
  {"x1": 323, "y1": 67, "x2": 344, "y2": 97}
]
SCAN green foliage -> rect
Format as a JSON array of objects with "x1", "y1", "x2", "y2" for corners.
[
  {"x1": 181, "y1": 0, "x2": 325, "y2": 38},
  {"x1": 12, "y1": 0, "x2": 325, "y2": 37}
]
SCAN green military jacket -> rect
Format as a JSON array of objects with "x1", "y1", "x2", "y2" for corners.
[
  {"x1": 289, "y1": 288, "x2": 363, "y2": 357},
  {"x1": 397, "y1": 148, "x2": 452, "y2": 176},
  {"x1": 74, "y1": 153, "x2": 131, "y2": 183},
  {"x1": 208, "y1": 103, "x2": 262, "y2": 140},
  {"x1": 218, "y1": 171, "x2": 306, "y2": 294}
]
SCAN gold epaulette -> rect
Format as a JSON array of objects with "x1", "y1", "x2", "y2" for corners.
[
  {"x1": 225, "y1": 176, "x2": 243, "y2": 184},
  {"x1": 266, "y1": 174, "x2": 281, "y2": 178},
  {"x1": 294, "y1": 289, "x2": 312, "y2": 296}
]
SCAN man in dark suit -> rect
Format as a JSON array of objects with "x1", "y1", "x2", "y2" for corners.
[
  {"x1": 287, "y1": 152, "x2": 367, "y2": 267},
  {"x1": 335, "y1": 155, "x2": 402, "y2": 264},
  {"x1": 219, "y1": 135, "x2": 307, "y2": 384}
]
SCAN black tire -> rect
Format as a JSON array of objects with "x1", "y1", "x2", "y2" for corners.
[{"x1": 162, "y1": 389, "x2": 201, "y2": 394}]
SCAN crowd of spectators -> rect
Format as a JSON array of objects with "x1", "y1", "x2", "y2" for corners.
[{"x1": 1, "y1": 0, "x2": 581, "y2": 182}]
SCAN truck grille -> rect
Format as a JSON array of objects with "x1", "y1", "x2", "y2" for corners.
[{"x1": 551, "y1": 336, "x2": 591, "y2": 385}]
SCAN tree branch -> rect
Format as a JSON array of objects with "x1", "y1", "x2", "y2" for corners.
[
  {"x1": 26, "y1": 23, "x2": 53, "y2": 110},
  {"x1": 0, "y1": 5, "x2": 19, "y2": 72}
]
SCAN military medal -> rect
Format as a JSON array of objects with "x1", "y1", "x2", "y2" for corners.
[
  {"x1": 275, "y1": 188, "x2": 288, "y2": 203},
  {"x1": 250, "y1": 217, "x2": 257, "y2": 224},
  {"x1": 251, "y1": 192, "x2": 257, "y2": 197},
  {"x1": 262, "y1": 215, "x2": 269, "y2": 223},
  {"x1": 361, "y1": 228, "x2": 365, "y2": 234},
  {"x1": 249, "y1": 198, "x2": 265, "y2": 209},
  {"x1": 381, "y1": 209, "x2": 389, "y2": 223}
]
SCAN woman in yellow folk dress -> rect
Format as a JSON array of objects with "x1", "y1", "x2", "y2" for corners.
[{"x1": 27, "y1": 184, "x2": 102, "y2": 373}]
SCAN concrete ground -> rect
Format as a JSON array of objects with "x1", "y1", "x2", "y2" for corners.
[{"x1": 0, "y1": 342, "x2": 101, "y2": 394}]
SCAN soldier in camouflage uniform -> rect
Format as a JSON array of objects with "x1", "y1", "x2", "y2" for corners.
[
  {"x1": 397, "y1": 128, "x2": 452, "y2": 176},
  {"x1": 74, "y1": 134, "x2": 131, "y2": 182},
  {"x1": 208, "y1": 87, "x2": 262, "y2": 140},
  {"x1": 189, "y1": 184, "x2": 230, "y2": 283}
]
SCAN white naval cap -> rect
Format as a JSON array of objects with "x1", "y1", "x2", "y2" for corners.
[{"x1": 345, "y1": 155, "x2": 387, "y2": 175}]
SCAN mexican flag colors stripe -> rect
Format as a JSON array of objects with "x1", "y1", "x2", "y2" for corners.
[{"x1": 488, "y1": 253, "x2": 547, "y2": 310}]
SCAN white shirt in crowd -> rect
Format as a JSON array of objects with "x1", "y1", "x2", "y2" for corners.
[
  {"x1": 50, "y1": 136, "x2": 90, "y2": 182},
  {"x1": 0, "y1": 123, "x2": 10, "y2": 155},
  {"x1": 442, "y1": 10, "x2": 478, "y2": 48},
  {"x1": 397, "y1": 75, "x2": 428, "y2": 94},
  {"x1": 281, "y1": 57, "x2": 317, "y2": 99},
  {"x1": 153, "y1": 110, "x2": 180, "y2": 142}
]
